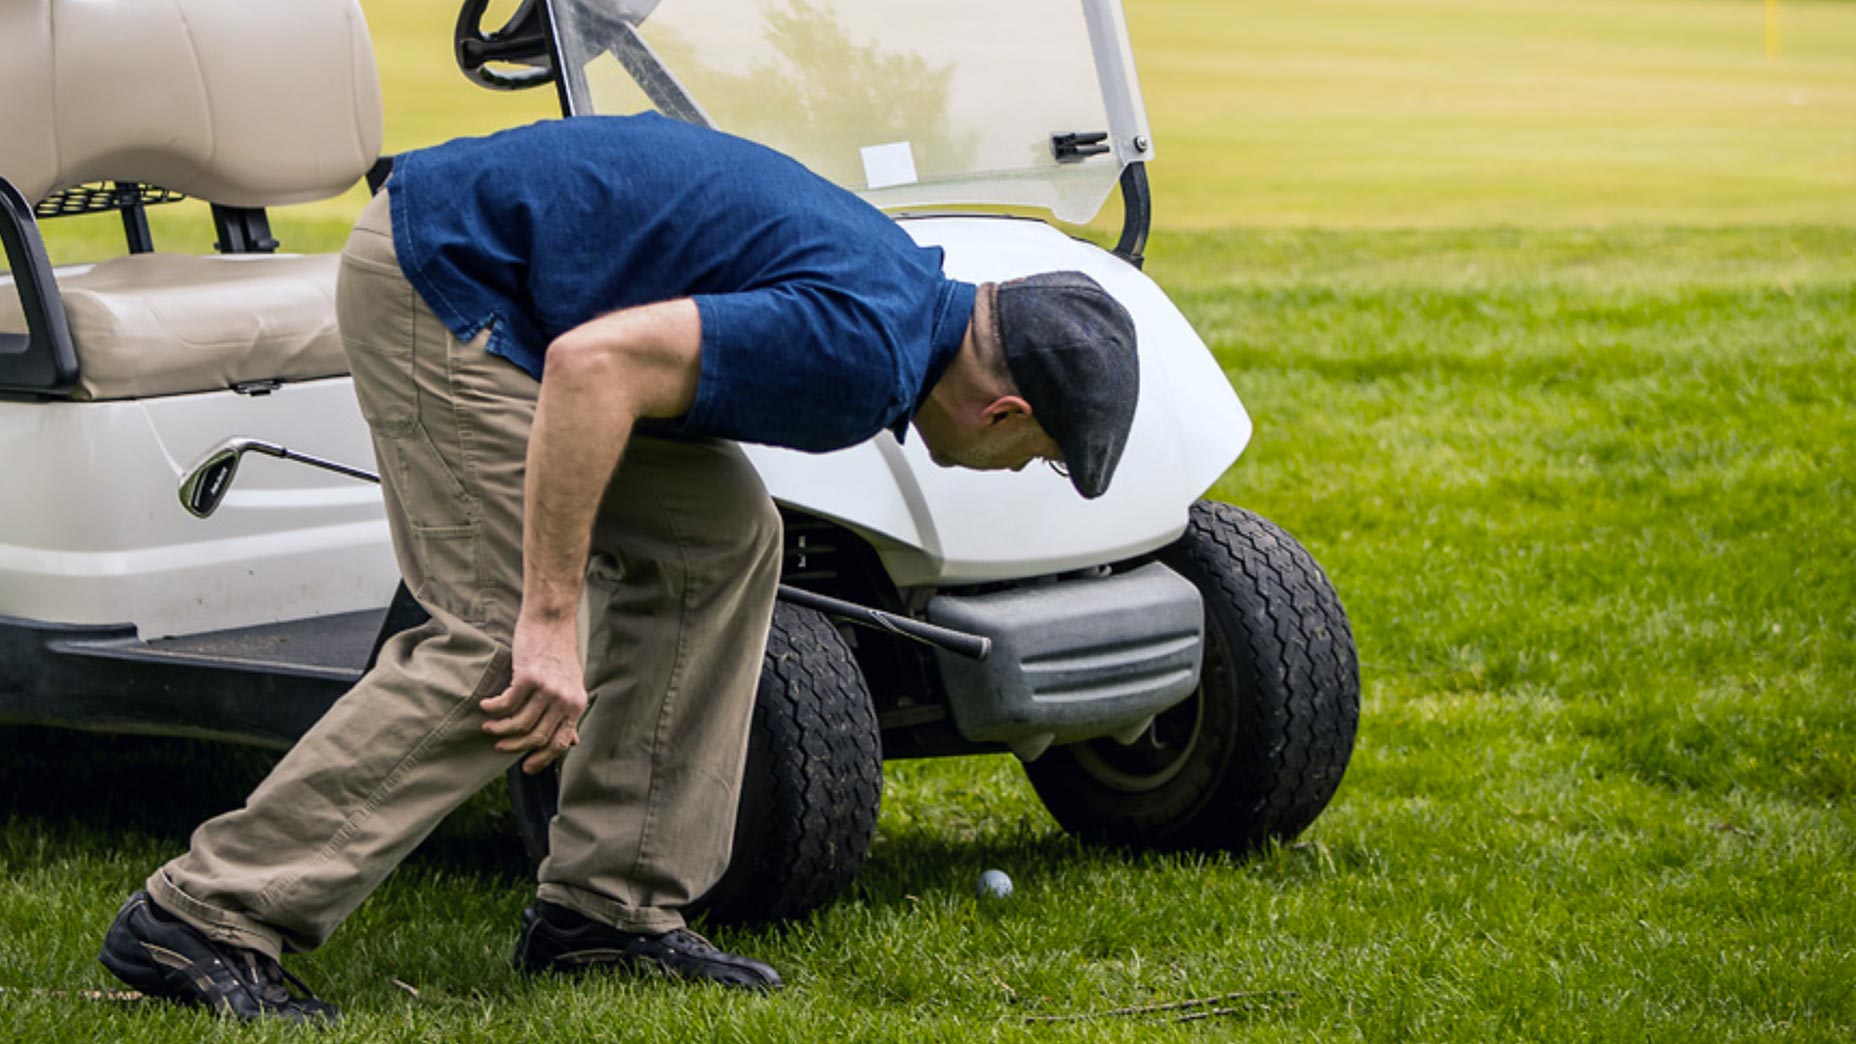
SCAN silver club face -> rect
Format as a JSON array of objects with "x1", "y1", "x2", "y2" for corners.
[
  {"x1": 177, "y1": 438, "x2": 281, "y2": 518},
  {"x1": 176, "y1": 438, "x2": 380, "y2": 519}
]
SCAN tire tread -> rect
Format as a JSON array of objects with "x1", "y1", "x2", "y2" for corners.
[
  {"x1": 1024, "y1": 500, "x2": 1359, "y2": 852},
  {"x1": 692, "y1": 604, "x2": 882, "y2": 925}
]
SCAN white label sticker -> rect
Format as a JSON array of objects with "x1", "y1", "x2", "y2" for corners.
[{"x1": 860, "y1": 141, "x2": 918, "y2": 190}]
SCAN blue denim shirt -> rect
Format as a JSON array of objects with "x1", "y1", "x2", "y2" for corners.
[{"x1": 388, "y1": 115, "x2": 975, "y2": 451}]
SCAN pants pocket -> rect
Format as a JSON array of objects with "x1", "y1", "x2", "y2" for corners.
[
  {"x1": 405, "y1": 522, "x2": 484, "y2": 625},
  {"x1": 377, "y1": 420, "x2": 477, "y2": 529}
]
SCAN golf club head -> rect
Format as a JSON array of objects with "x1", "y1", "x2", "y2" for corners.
[{"x1": 178, "y1": 438, "x2": 283, "y2": 518}]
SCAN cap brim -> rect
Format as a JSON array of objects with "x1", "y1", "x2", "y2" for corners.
[{"x1": 1057, "y1": 433, "x2": 1122, "y2": 499}]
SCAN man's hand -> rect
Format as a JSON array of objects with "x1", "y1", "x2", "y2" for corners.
[{"x1": 482, "y1": 612, "x2": 588, "y2": 774}]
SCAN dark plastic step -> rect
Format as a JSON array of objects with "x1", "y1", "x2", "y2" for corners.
[
  {"x1": 117, "y1": 608, "x2": 387, "y2": 678},
  {"x1": 0, "y1": 607, "x2": 397, "y2": 748}
]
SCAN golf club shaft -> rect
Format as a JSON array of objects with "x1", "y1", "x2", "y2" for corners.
[
  {"x1": 269, "y1": 446, "x2": 384, "y2": 484},
  {"x1": 775, "y1": 585, "x2": 990, "y2": 661},
  {"x1": 199, "y1": 442, "x2": 992, "y2": 660}
]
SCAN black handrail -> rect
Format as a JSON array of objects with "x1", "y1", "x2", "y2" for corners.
[
  {"x1": 0, "y1": 177, "x2": 79, "y2": 397},
  {"x1": 1112, "y1": 162, "x2": 1151, "y2": 270}
]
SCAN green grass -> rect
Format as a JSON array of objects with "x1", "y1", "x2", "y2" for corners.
[
  {"x1": 6, "y1": 0, "x2": 1855, "y2": 1040},
  {"x1": 3, "y1": 225, "x2": 1851, "y2": 1041},
  {"x1": 1135, "y1": 0, "x2": 1856, "y2": 228}
]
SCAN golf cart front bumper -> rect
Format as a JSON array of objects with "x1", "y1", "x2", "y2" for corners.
[{"x1": 925, "y1": 563, "x2": 1202, "y2": 761}]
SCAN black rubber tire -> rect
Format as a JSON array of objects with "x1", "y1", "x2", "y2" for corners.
[
  {"x1": 1023, "y1": 500, "x2": 1359, "y2": 852},
  {"x1": 506, "y1": 601, "x2": 883, "y2": 925}
]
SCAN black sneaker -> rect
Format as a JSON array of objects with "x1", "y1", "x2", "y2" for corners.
[
  {"x1": 98, "y1": 891, "x2": 338, "y2": 1023},
  {"x1": 514, "y1": 902, "x2": 782, "y2": 991}
]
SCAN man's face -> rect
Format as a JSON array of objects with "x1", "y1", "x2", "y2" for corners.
[{"x1": 924, "y1": 414, "x2": 1063, "y2": 474}]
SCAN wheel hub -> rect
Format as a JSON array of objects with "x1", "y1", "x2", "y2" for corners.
[{"x1": 1067, "y1": 683, "x2": 1204, "y2": 793}]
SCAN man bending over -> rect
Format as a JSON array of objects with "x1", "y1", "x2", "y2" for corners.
[{"x1": 100, "y1": 113, "x2": 1138, "y2": 1022}]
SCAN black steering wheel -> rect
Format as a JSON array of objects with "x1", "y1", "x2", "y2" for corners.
[{"x1": 455, "y1": 0, "x2": 556, "y2": 90}]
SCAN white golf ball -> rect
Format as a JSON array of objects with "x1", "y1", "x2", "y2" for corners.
[{"x1": 977, "y1": 868, "x2": 1013, "y2": 899}]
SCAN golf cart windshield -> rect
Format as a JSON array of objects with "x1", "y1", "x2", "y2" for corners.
[{"x1": 543, "y1": 0, "x2": 1153, "y2": 224}]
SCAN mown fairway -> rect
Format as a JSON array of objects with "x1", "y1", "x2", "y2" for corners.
[{"x1": 6, "y1": 0, "x2": 1854, "y2": 1040}]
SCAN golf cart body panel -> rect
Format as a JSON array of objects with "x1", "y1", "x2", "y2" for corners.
[
  {"x1": 743, "y1": 216, "x2": 1249, "y2": 586},
  {"x1": 0, "y1": 375, "x2": 394, "y2": 636}
]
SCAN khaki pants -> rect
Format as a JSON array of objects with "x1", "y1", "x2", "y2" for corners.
[{"x1": 148, "y1": 191, "x2": 782, "y2": 957}]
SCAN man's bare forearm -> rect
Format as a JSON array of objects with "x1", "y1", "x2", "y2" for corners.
[
  {"x1": 521, "y1": 373, "x2": 636, "y2": 623},
  {"x1": 518, "y1": 300, "x2": 704, "y2": 626}
]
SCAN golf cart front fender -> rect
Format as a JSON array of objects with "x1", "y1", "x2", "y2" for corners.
[
  {"x1": 743, "y1": 216, "x2": 1249, "y2": 586},
  {"x1": 924, "y1": 561, "x2": 1205, "y2": 761}
]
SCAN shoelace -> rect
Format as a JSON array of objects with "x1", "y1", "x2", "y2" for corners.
[
  {"x1": 660, "y1": 928, "x2": 720, "y2": 956},
  {"x1": 234, "y1": 948, "x2": 322, "y2": 1007}
]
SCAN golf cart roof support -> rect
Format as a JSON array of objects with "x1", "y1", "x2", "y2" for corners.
[
  {"x1": 1081, "y1": 0, "x2": 1155, "y2": 267},
  {"x1": 0, "y1": 176, "x2": 79, "y2": 397},
  {"x1": 600, "y1": 18, "x2": 714, "y2": 127},
  {"x1": 537, "y1": 0, "x2": 712, "y2": 127},
  {"x1": 1080, "y1": 0, "x2": 1156, "y2": 171}
]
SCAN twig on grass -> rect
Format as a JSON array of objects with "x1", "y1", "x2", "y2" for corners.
[
  {"x1": 1171, "y1": 998, "x2": 1298, "y2": 1024},
  {"x1": 1022, "y1": 989, "x2": 1295, "y2": 1024},
  {"x1": 0, "y1": 986, "x2": 145, "y2": 1003},
  {"x1": 988, "y1": 974, "x2": 1018, "y2": 1002}
]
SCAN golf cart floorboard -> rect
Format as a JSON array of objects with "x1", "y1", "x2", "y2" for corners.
[
  {"x1": 0, "y1": 608, "x2": 389, "y2": 749},
  {"x1": 131, "y1": 609, "x2": 384, "y2": 677}
]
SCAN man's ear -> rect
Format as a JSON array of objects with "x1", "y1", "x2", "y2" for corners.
[{"x1": 981, "y1": 395, "x2": 1033, "y2": 427}]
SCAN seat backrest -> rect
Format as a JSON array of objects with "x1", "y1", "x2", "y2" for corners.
[{"x1": 0, "y1": 0, "x2": 384, "y2": 208}]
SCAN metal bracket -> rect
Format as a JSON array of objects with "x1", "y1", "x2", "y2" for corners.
[
  {"x1": 32, "y1": 181, "x2": 183, "y2": 255},
  {"x1": 366, "y1": 155, "x2": 395, "y2": 196},
  {"x1": 211, "y1": 205, "x2": 279, "y2": 254},
  {"x1": 1052, "y1": 131, "x2": 1112, "y2": 163}
]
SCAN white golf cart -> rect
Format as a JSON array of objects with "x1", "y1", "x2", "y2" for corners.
[{"x1": 0, "y1": 0, "x2": 1358, "y2": 923}]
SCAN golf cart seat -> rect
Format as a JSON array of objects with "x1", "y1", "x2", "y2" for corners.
[
  {"x1": 0, "y1": 0, "x2": 381, "y2": 401},
  {"x1": 0, "y1": 254, "x2": 346, "y2": 401}
]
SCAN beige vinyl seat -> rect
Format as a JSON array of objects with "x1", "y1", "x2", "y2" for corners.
[
  {"x1": 0, "y1": 254, "x2": 346, "y2": 401},
  {"x1": 0, "y1": 0, "x2": 383, "y2": 401}
]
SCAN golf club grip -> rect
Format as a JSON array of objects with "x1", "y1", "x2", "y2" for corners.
[{"x1": 777, "y1": 585, "x2": 991, "y2": 661}]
